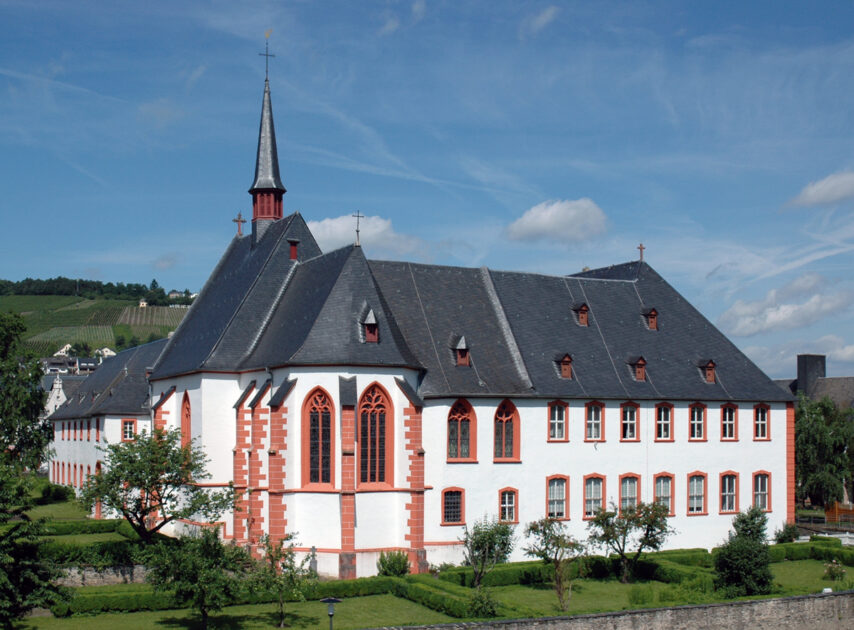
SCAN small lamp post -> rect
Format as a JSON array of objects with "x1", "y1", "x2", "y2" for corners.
[{"x1": 320, "y1": 597, "x2": 342, "y2": 630}]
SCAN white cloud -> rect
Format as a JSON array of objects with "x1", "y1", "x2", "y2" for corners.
[
  {"x1": 519, "y1": 6, "x2": 559, "y2": 40},
  {"x1": 137, "y1": 98, "x2": 184, "y2": 128},
  {"x1": 506, "y1": 198, "x2": 607, "y2": 243},
  {"x1": 412, "y1": 0, "x2": 426, "y2": 23},
  {"x1": 717, "y1": 273, "x2": 854, "y2": 336},
  {"x1": 744, "y1": 334, "x2": 854, "y2": 378},
  {"x1": 378, "y1": 15, "x2": 400, "y2": 36},
  {"x1": 790, "y1": 170, "x2": 854, "y2": 206},
  {"x1": 307, "y1": 215, "x2": 425, "y2": 259}
]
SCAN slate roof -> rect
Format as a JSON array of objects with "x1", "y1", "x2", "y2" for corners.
[
  {"x1": 249, "y1": 79, "x2": 286, "y2": 193},
  {"x1": 40, "y1": 374, "x2": 87, "y2": 398},
  {"x1": 776, "y1": 376, "x2": 854, "y2": 409},
  {"x1": 50, "y1": 339, "x2": 168, "y2": 421}
]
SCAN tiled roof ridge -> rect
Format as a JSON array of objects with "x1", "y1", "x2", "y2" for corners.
[
  {"x1": 202, "y1": 214, "x2": 297, "y2": 368},
  {"x1": 481, "y1": 267, "x2": 532, "y2": 390}
]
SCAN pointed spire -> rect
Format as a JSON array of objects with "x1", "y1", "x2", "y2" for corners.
[{"x1": 250, "y1": 79, "x2": 285, "y2": 227}]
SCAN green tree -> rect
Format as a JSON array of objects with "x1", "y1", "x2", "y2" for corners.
[
  {"x1": 146, "y1": 527, "x2": 250, "y2": 630},
  {"x1": 795, "y1": 394, "x2": 854, "y2": 507},
  {"x1": 524, "y1": 518, "x2": 584, "y2": 611},
  {"x1": 255, "y1": 534, "x2": 316, "y2": 628},
  {"x1": 714, "y1": 506, "x2": 773, "y2": 597},
  {"x1": 0, "y1": 312, "x2": 65, "y2": 625},
  {"x1": 587, "y1": 501, "x2": 673, "y2": 583},
  {"x1": 460, "y1": 516, "x2": 514, "y2": 587},
  {"x1": 81, "y1": 428, "x2": 233, "y2": 544}
]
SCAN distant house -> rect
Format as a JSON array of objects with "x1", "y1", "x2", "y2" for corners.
[
  {"x1": 774, "y1": 354, "x2": 854, "y2": 409},
  {"x1": 41, "y1": 374, "x2": 87, "y2": 418},
  {"x1": 54, "y1": 344, "x2": 72, "y2": 357},
  {"x1": 138, "y1": 299, "x2": 148, "y2": 308},
  {"x1": 95, "y1": 347, "x2": 116, "y2": 359},
  {"x1": 42, "y1": 356, "x2": 75, "y2": 374},
  {"x1": 168, "y1": 290, "x2": 183, "y2": 299},
  {"x1": 76, "y1": 357, "x2": 100, "y2": 374}
]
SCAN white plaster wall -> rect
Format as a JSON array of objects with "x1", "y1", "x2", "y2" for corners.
[
  {"x1": 286, "y1": 493, "x2": 341, "y2": 549},
  {"x1": 354, "y1": 491, "x2": 408, "y2": 550},
  {"x1": 423, "y1": 398, "x2": 790, "y2": 563}
]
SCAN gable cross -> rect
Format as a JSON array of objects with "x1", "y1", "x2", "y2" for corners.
[
  {"x1": 637, "y1": 242, "x2": 645, "y2": 262},
  {"x1": 352, "y1": 211, "x2": 364, "y2": 246},
  {"x1": 233, "y1": 211, "x2": 247, "y2": 236}
]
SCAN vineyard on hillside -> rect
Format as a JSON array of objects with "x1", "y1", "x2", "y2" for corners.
[{"x1": 118, "y1": 306, "x2": 188, "y2": 327}]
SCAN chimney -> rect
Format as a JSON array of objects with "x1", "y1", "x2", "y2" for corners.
[
  {"x1": 288, "y1": 238, "x2": 300, "y2": 261},
  {"x1": 797, "y1": 354, "x2": 826, "y2": 398}
]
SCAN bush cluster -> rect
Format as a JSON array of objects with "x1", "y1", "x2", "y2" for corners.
[
  {"x1": 38, "y1": 483, "x2": 74, "y2": 505},
  {"x1": 774, "y1": 523, "x2": 799, "y2": 544},
  {"x1": 42, "y1": 520, "x2": 122, "y2": 536},
  {"x1": 377, "y1": 550, "x2": 410, "y2": 577}
]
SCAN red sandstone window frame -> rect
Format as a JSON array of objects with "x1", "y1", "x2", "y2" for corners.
[
  {"x1": 499, "y1": 487, "x2": 519, "y2": 524},
  {"x1": 703, "y1": 361, "x2": 716, "y2": 384},
  {"x1": 752, "y1": 471, "x2": 772, "y2": 512},
  {"x1": 181, "y1": 392, "x2": 192, "y2": 448},
  {"x1": 720, "y1": 403, "x2": 738, "y2": 441},
  {"x1": 574, "y1": 304, "x2": 589, "y2": 327},
  {"x1": 585, "y1": 401, "x2": 605, "y2": 442},
  {"x1": 558, "y1": 354, "x2": 573, "y2": 379},
  {"x1": 364, "y1": 323, "x2": 379, "y2": 343},
  {"x1": 357, "y1": 383, "x2": 393, "y2": 488},
  {"x1": 645, "y1": 308, "x2": 658, "y2": 331},
  {"x1": 456, "y1": 347, "x2": 470, "y2": 367},
  {"x1": 447, "y1": 398, "x2": 477, "y2": 462},
  {"x1": 753, "y1": 404, "x2": 770, "y2": 441},
  {"x1": 121, "y1": 418, "x2": 137, "y2": 442},
  {"x1": 687, "y1": 471, "x2": 708, "y2": 516},
  {"x1": 653, "y1": 472, "x2": 676, "y2": 516},
  {"x1": 493, "y1": 399, "x2": 521, "y2": 462},
  {"x1": 655, "y1": 403, "x2": 673, "y2": 442},
  {"x1": 620, "y1": 401, "x2": 640, "y2": 442},
  {"x1": 546, "y1": 475, "x2": 570, "y2": 520},
  {"x1": 441, "y1": 487, "x2": 465, "y2": 526},
  {"x1": 583, "y1": 473, "x2": 606, "y2": 520},
  {"x1": 547, "y1": 400, "x2": 569, "y2": 442},
  {"x1": 633, "y1": 358, "x2": 646, "y2": 382},
  {"x1": 688, "y1": 403, "x2": 707, "y2": 442},
  {"x1": 302, "y1": 387, "x2": 336, "y2": 488},
  {"x1": 720, "y1": 471, "x2": 739, "y2": 514},
  {"x1": 619, "y1": 473, "x2": 640, "y2": 514}
]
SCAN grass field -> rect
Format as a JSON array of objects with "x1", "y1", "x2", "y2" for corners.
[
  {"x1": 43, "y1": 532, "x2": 128, "y2": 545},
  {"x1": 0, "y1": 295, "x2": 84, "y2": 313}
]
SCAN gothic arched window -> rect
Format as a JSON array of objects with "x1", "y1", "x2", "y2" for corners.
[
  {"x1": 447, "y1": 399, "x2": 476, "y2": 461},
  {"x1": 359, "y1": 384, "x2": 393, "y2": 486},
  {"x1": 303, "y1": 388, "x2": 335, "y2": 486}
]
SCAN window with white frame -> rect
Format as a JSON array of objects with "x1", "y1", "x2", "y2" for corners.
[
  {"x1": 621, "y1": 405, "x2": 637, "y2": 440},
  {"x1": 754, "y1": 474, "x2": 769, "y2": 510},
  {"x1": 721, "y1": 406, "x2": 736, "y2": 440},
  {"x1": 586, "y1": 403, "x2": 602, "y2": 440},
  {"x1": 549, "y1": 403, "x2": 565, "y2": 440},
  {"x1": 656, "y1": 405, "x2": 671, "y2": 440},
  {"x1": 584, "y1": 477, "x2": 603, "y2": 518},
  {"x1": 548, "y1": 477, "x2": 566, "y2": 519},
  {"x1": 754, "y1": 405, "x2": 768, "y2": 439},
  {"x1": 122, "y1": 420, "x2": 135, "y2": 441},
  {"x1": 500, "y1": 489, "x2": 517, "y2": 522},
  {"x1": 721, "y1": 474, "x2": 737, "y2": 512},
  {"x1": 620, "y1": 476, "x2": 638, "y2": 511},
  {"x1": 690, "y1": 405, "x2": 705, "y2": 440},
  {"x1": 688, "y1": 475, "x2": 705, "y2": 514},
  {"x1": 654, "y1": 476, "x2": 672, "y2": 513}
]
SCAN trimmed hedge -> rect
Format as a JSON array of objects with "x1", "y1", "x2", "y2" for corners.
[
  {"x1": 42, "y1": 520, "x2": 122, "y2": 536},
  {"x1": 42, "y1": 539, "x2": 142, "y2": 567},
  {"x1": 52, "y1": 590, "x2": 177, "y2": 617},
  {"x1": 809, "y1": 535, "x2": 842, "y2": 547},
  {"x1": 392, "y1": 579, "x2": 470, "y2": 618},
  {"x1": 648, "y1": 549, "x2": 714, "y2": 568},
  {"x1": 439, "y1": 560, "x2": 555, "y2": 587}
]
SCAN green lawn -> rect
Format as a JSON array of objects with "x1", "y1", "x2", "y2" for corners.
[
  {"x1": 26, "y1": 500, "x2": 89, "y2": 521},
  {"x1": 0, "y1": 295, "x2": 84, "y2": 313},
  {"x1": 43, "y1": 532, "x2": 127, "y2": 545},
  {"x1": 23, "y1": 593, "x2": 455, "y2": 629}
]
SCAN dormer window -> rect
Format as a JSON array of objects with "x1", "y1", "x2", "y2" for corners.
[
  {"x1": 699, "y1": 359, "x2": 716, "y2": 384},
  {"x1": 573, "y1": 303, "x2": 589, "y2": 327},
  {"x1": 557, "y1": 354, "x2": 573, "y2": 379},
  {"x1": 454, "y1": 336, "x2": 470, "y2": 366},
  {"x1": 363, "y1": 309, "x2": 378, "y2": 343},
  {"x1": 630, "y1": 356, "x2": 646, "y2": 382},
  {"x1": 643, "y1": 307, "x2": 658, "y2": 331}
]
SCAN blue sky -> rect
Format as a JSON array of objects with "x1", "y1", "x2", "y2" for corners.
[{"x1": 3, "y1": 1, "x2": 854, "y2": 378}]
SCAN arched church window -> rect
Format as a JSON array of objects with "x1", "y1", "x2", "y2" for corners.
[
  {"x1": 447, "y1": 399, "x2": 476, "y2": 461},
  {"x1": 303, "y1": 388, "x2": 335, "y2": 485},
  {"x1": 359, "y1": 384, "x2": 393, "y2": 485}
]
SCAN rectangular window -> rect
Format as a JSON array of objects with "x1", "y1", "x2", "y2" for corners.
[
  {"x1": 443, "y1": 490, "x2": 463, "y2": 524},
  {"x1": 721, "y1": 474, "x2": 737, "y2": 512},
  {"x1": 754, "y1": 406, "x2": 768, "y2": 440},
  {"x1": 549, "y1": 404, "x2": 565, "y2": 440},
  {"x1": 656, "y1": 405, "x2": 671, "y2": 440},
  {"x1": 688, "y1": 475, "x2": 705, "y2": 514},
  {"x1": 500, "y1": 490, "x2": 516, "y2": 523},
  {"x1": 584, "y1": 477, "x2": 603, "y2": 518},
  {"x1": 620, "y1": 476, "x2": 638, "y2": 511},
  {"x1": 548, "y1": 478, "x2": 566, "y2": 519},
  {"x1": 655, "y1": 476, "x2": 672, "y2": 514},
  {"x1": 754, "y1": 474, "x2": 769, "y2": 511},
  {"x1": 690, "y1": 405, "x2": 705, "y2": 440},
  {"x1": 621, "y1": 405, "x2": 637, "y2": 440},
  {"x1": 586, "y1": 404, "x2": 602, "y2": 441},
  {"x1": 122, "y1": 420, "x2": 135, "y2": 441},
  {"x1": 721, "y1": 406, "x2": 736, "y2": 440}
]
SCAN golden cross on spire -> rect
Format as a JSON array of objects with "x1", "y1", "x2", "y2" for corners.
[{"x1": 259, "y1": 30, "x2": 275, "y2": 79}]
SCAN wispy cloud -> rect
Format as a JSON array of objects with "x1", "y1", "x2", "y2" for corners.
[
  {"x1": 718, "y1": 273, "x2": 854, "y2": 336},
  {"x1": 507, "y1": 198, "x2": 607, "y2": 243},
  {"x1": 378, "y1": 15, "x2": 400, "y2": 37},
  {"x1": 519, "y1": 6, "x2": 560, "y2": 40},
  {"x1": 790, "y1": 170, "x2": 854, "y2": 206},
  {"x1": 411, "y1": 0, "x2": 426, "y2": 24},
  {"x1": 0, "y1": 67, "x2": 126, "y2": 103},
  {"x1": 138, "y1": 98, "x2": 184, "y2": 128}
]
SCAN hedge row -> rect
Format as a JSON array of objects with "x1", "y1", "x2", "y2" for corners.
[
  {"x1": 52, "y1": 591, "x2": 177, "y2": 617},
  {"x1": 42, "y1": 539, "x2": 142, "y2": 567},
  {"x1": 42, "y1": 519, "x2": 123, "y2": 536}
]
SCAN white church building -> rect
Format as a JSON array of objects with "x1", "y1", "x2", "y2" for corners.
[{"x1": 50, "y1": 77, "x2": 794, "y2": 579}]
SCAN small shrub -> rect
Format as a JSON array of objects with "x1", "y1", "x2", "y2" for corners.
[
  {"x1": 714, "y1": 533, "x2": 773, "y2": 596},
  {"x1": 627, "y1": 584, "x2": 654, "y2": 606},
  {"x1": 810, "y1": 535, "x2": 842, "y2": 547},
  {"x1": 824, "y1": 559, "x2": 847, "y2": 581},
  {"x1": 774, "y1": 523, "x2": 799, "y2": 544},
  {"x1": 39, "y1": 483, "x2": 74, "y2": 504},
  {"x1": 466, "y1": 586, "x2": 498, "y2": 618},
  {"x1": 377, "y1": 550, "x2": 410, "y2": 577}
]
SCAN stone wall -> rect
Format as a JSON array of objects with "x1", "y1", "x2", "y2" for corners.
[
  {"x1": 390, "y1": 591, "x2": 854, "y2": 630},
  {"x1": 59, "y1": 565, "x2": 148, "y2": 587}
]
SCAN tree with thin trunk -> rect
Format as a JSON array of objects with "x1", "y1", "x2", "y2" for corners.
[
  {"x1": 254, "y1": 533, "x2": 316, "y2": 628},
  {"x1": 81, "y1": 428, "x2": 233, "y2": 544},
  {"x1": 460, "y1": 516, "x2": 514, "y2": 587},
  {"x1": 524, "y1": 518, "x2": 584, "y2": 611}
]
